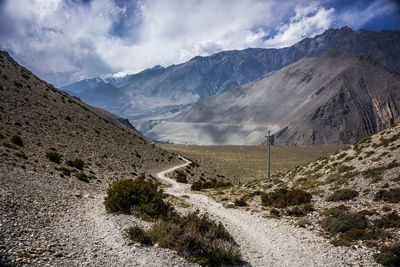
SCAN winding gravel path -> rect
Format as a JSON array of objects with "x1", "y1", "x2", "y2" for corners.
[{"x1": 157, "y1": 159, "x2": 378, "y2": 267}]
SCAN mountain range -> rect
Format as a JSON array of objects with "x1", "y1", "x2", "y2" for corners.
[
  {"x1": 62, "y1": 27, "x2": 400, "y2": 144},
  {"x1": 148, "y1": 50, "x2": 400, "y2": 145}
]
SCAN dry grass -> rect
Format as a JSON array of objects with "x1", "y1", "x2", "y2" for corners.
[{"x1": 160, "y1": 144, "x2": 343, "y2": 183}]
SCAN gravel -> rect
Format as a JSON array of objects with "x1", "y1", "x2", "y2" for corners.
[{"x1": 158, "y1": 159, "x2": 379, "y2": 267}]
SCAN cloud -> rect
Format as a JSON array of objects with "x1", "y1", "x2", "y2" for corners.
[
  {"x1": 0, "y1": 0, "x2": 396, "y2": 87},
  {"x1": 264, "y1": 3, "x2": 335, "y2": 48},
  {"x1": 335, "y1": 0, "x2": 396, "y2": 29}
]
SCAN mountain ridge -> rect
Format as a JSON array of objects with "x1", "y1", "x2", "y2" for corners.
[{"x1": 147, "y1": 50, "x2": 400, "y2": 145}]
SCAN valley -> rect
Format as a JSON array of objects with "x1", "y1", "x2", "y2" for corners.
[
  {"x1": 160, "y1": 144, "x2": 344, "y2": 183},
  {"x1": 1, "y1": 22, "x2": 400, "y2": 267}
]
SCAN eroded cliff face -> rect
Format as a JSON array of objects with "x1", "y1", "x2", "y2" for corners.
[{"x1": 273, "y1": 71, "x2": 400, "y2": 145}]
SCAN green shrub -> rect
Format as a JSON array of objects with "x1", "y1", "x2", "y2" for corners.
[
  {"x1": 322, "y1": 205, "x2": 349, "y2": 216},
  {"x1": 148, "y1": 211, "x2": 242, "y2": 266},
  {"x1": 125, "y1": 226, "x2": 153, "y2": 245},
  {"x1": 11, "y1": 135, "x2": 23, "y2": 147},
  {"x1": 261, "y1": 188, "x2": 312, "y2": 208},
  {"x1": 374, "y1": 243, "x2": 400, "y2": 266},
  {"x1": 320, "y1": 213, "x2": 367, "y2": 234},
  {"x1": 374, "y1": 212, "x2": 400, "y2": 229},
  {"x1": 374, "y1": 188, "x2": 400, "y2": 203},
  {"x1": 45, "y1": 151, "x2": 62, "y2": 164},
  {"x1": 326, "y1": 189, "x2": 358, "y2": 202},
  {"x1": 104, "y1": 179, "x2": 172, "y2": 220}
]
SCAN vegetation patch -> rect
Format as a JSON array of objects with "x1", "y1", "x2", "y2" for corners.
[
  {"x1": 374, "y1": 188, "x2": 400, "y2": 203},
  {"x1": 261, "y1": 188, "x2": 312, "y2": 208},
  {"x1": 322, "y1": 205, "x2": 349, "y2": 217},
  {"x1": 326, "y1": 189, "x2": 358, "y2": 202},
  {"x1": 45, "y1": 151, "x2": 63, "y2": 164},
  {"x1": 104, "y1": 179, "x2": 173, "y2": 221},
  {"x1": 234, "y1": 196, "x2": 248, "y2": 207},
  {"x1": 373, "y1": 212, "x2": 400, "y2": 229},
  {"x1": 287, "y1": 203, "x2": 315, "y2": 217},
  {"x1": 175, "y1": 170, "x2": 188, "y2": 183},
  {"x1": 74, "y1": 172, "x2": 90, "y2": 183},
  {"x1": 11, "y1": 135, "x2": 23, "y2": 147},
  {"x1": 191, "y1": 179, "x2": 232, "y2": 191},
  {"x1": 125, "y1": 226, "x2": 153, "y2": 245},
  {"x1": 67, "y1": 158, "x2": 85, "y2": 170},
  {"x1": 374, "y1": 243, "x2": 400, "y2": 266},
  {"x1": 320, "y1": 213, "x2": 368, "y2": 235},
  {"x1": 147, "y1": 211, "x2": 242, "y2": 266}
]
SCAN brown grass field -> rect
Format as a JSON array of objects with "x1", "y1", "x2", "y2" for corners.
[{"x1": 159, "y1": 144, "x2": 344, "y2": 183}]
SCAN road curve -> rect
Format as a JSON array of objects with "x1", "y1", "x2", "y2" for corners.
[{"x1": 156, "y1": 158, "x2": 376, "y2": 267}]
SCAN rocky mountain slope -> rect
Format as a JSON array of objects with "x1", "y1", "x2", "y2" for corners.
[
  {"x1": 62, "y1": 27, "x2": 400, "y2": 135},
  {"x1": 0, "y1": 50, "x2": 186, "y2": 265},
  {"x1": 207, "y1": 123, "x2": 400, "y2": 265},
  {"x1": 148, "y1": 50, "x2": 400, "y2": 145}
]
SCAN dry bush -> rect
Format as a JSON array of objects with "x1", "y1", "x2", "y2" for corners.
[{"x1": 261, "y1": 188, "x2": 312, "y2": 208}]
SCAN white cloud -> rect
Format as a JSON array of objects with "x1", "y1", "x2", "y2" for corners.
[
  {"x1": 0, "y1": 0, "x2": 393, "y2": 87},
  {"x1": 265, "y1": 2, "x2": 335, "y2": 48}
]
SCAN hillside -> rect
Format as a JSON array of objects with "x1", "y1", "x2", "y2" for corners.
[
  {"x1": 205, "y1": 124, "x2": 400, "y2": 265},
  {"x1": 0, "y1": 51, "x2": 190, "y2": 265},
  {"x1": 62, "y1": 27, "x2": 400, "y2": 134},
  {"x1": 148, "y1": 50, "x2": 400, "y2": 145}
]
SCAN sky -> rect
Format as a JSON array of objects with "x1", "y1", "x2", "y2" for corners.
[{"x1": 0, "y1": 0, "x2": 399, "y2": 87}]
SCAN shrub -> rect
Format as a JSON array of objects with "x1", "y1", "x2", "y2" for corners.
[
  {"x1": 125, "y1": 226, "x2": 153, "y2": 245},
  {"x1": 70, "y1": 158, "x2": 85, "y2": 170},
  {"x1": 13, "y1": 80, "x2": 22, "y2": 88},
  {"x1": 337, "y1": 165, "x2": 355, "y2": 173},
  {"x1": 374, "y1": 188, "x2": 400, "y2": 203},
  {"x1": 104, "y1": 179, "x2": 172, "y2": 220},
  {"x1": 175, "y1": 170, "x2": 188, "y2": 183},
  {"x1": 287, "y1": 203, "x2": 315, "y2": 217},
  {"x1": 374, "y1": 243, "x2": 400, "y2": 266},
  {"x1": 191, "y1": 180, "x2": 232, "y2": 191},
  {"x1": 15, "y1": 151, "x2": 28, "y2": 160},
  {"x1": 261, "y1": 188, "x2": 312, "y2": 208},
  {"x1": 374, "y1": 212, "x2": 400, "y2": 229},
  {"x1": 320, "y1": 213, "x2": 368, "y2": 235},
  {"x1": 147, "y1": 211, "x2": 242, "y2": 266},
  {"x1": 11, "y1": 135, "x2": 23, "y2": 147},
  {"x1": 234, "y1": 197, "x2": 247, "y2": 207},
  {"x1": 75, "y1": 172, "x2": 89, "y2": 183},
  {"x1": 326, "y1": 189, "x2": 358, "y2": 202},
  {"x1": 46, "y1": 151, "x2": 62, "y2": 164},
  {"x1": 322, "y1": 205, "x2": 349, "y2": 216}
]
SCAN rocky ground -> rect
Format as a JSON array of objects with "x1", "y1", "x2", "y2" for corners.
[
  {"x1": 203, "y1": 124, "x2": 400, "y2": 264},
  {"x1": 159, "y1": 160, "x2": 378, "y2": 266},
  {"x1": 0, "y1": 162, "x2": 196, "y2": 266}
]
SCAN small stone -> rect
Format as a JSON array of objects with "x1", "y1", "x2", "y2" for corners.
[
  {"x1": 53, "y1": 252, "x2": 63, "y2": 258},
  {"x1": 29, "y1": 253, "x2": 37, "y2": 258},
  {"x1": 224, "y1": 202, "x2": 235, "y2": 208},
  {"x1": 134, "y1": 242, "x2": 141, "y2": 247},
  {"x1": 16, "y1": 258, "x2": 23, "y2": 262}
]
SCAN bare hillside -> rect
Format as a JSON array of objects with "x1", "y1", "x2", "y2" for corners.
[
  {"x1": 209, "y1": 124, "x2": 400, "y2": 265},
  {"x1": 0, "y1": 51, "x2": 187, "y2": 266}
]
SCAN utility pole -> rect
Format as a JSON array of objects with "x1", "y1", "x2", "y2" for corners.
[{"x1": 266, "y1": 130, "x2": 271, "y2": 179}]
